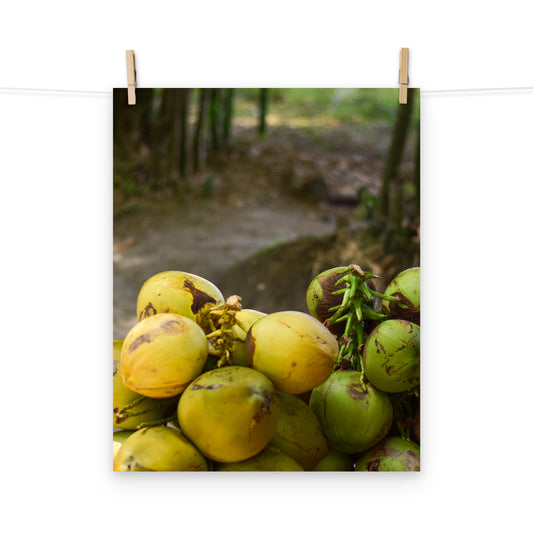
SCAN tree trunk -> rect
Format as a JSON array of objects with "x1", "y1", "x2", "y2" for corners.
[
  {"x1": 113, "y1": 88, "x2": 154, "y2": 185},
  {"x1": 378, "y1": 88, "x2": 415, "y2": 219},
  {"x1": 193, "y1": 89, "x2": 208, "y2": 173},
  {"x1": 152, "y1": 89, "x2": 174, "y2": 186},
  {"x1": 178, "y1": 89, "x2": 189, "y2": 180},
  {"x1": 160, "y1": 89, "x2": 189, "y2": 184},
  {"x1": 113, "y1": 88, "x2": 152, "y2": 144},
  {"x1": 209, "y1": 88, "x2": 220, "y2": 150},
  {"x1": 222, "y1": 88, "x2": 234, "y2": 143},
  {"x1": 388, "y1": 179, "x2": 404, "y2": 230},
  {"x1": 138, "y1": 89, "x2": 154, "y2": 145},
  {"x1": 258, "y1": 88, "x2": 268, "y2": 138},
  {"x1": 169, "y1": 91, "x2": 181, "y2": 183}
]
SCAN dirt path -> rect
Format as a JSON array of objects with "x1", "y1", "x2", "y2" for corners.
[{"x1": 113, "y1": 197, "x2": 340, "y2": 339}]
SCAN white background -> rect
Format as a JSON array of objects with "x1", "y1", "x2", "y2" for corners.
[{"x1": 1, "y1": 1, "x2": 532, "y2": 531}]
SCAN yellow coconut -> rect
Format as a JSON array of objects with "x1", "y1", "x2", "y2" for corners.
[
  {"x1": 177, "y1": 366, "x2": 279, "y2": 463},
  {"x1": 121, "y1": 313, "x2": 208, "y2": 398},
  {"x1": 246, "y1": 311, "x2": 338, "y2": 394},
  {"x1": 113, "y1": 340, "x2": 179, "y2": 428},
  {"x1": 136, "y1": 271, "x2": 224, "y2": 322},
  {"x1": 113, "y1": 359, "x2": 178, "y2": 428},
  {"x1": 113, "y1": 426, "x2": 208, "y2": 472}
]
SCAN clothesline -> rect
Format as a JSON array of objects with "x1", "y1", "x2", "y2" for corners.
[
  {"x1": 0, "y1": 86, "x2": 532, "y2": 97},
  {"x1": 423, "y1": 87, "x2": 533, "y2": 94},
  {"x1": 0, "y1": 87, "x2": 111, "y2": 96}
]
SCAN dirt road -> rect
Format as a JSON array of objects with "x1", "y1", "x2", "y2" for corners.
[{"x1": 113, "y1": 196, "x2": 339, "y2": 339}]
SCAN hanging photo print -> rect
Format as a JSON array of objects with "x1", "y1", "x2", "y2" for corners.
[{"x1": 113, "y1": 88, "x2": 420, "y2": 472}]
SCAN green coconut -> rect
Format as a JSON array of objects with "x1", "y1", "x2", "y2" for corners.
[
  {"x1": 214, "y1": 446, "x2": 304, "y2": 472},
  {"x1": 310, "y1": 371, "x2": 393, "y2": 454},
  {"x1": 306, "y1": 266, "x2": 378, "y2": 336},
  {"x1": 382, "y1": 267, "x2": 420, "y2": 325},
  {"x1": 354, "y1": 437, "x2": 420, "y2": 471},
  {"x1": 363, "y1": 319, "x2": 420, "y2": 393},
  {"x1": 269, "y1": 392, "x2": 328, "y2": 470},
  {"x1": 306, "y1": 266, "x2": 349, "y2": 335},
  {"x1": 312, "y1": 447, "x2": 355, "y2": 471}
]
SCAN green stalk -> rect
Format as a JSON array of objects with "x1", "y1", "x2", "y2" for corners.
[
  {"x1": 361, "y1": 304, "x2": 388, "y2": 321},
  {"x1": 117, "y1": 395, "x2": 146, "y2": 414},
  {"x1": 137, "y1": 415, "x2": 178, "y2": 429},
  {"x1": 367, "y1": 288, "x2": 409, "y2": 309},
  {"x1": 327, "y1": 266, "x2": 386, "y2": 378},
  {"x1": 354, "y1": 299, "x2": 363, "y2": 322}
]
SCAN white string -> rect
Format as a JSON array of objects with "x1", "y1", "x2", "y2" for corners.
[
  {"x1": 423, "y1": 87, "x2": 533, "y2": 94},
  {"x1": 0, "y1": 87, "x2": 111, "y2": 95},
  {"x1": 1, "y1": 86, "x2": 532, "y2": 97}
]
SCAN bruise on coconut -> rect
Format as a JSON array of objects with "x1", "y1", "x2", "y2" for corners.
[
  {"x1": 356, "y1": 438, "x2": 420, "y2": 471},
  {"x1": 388, "y1": 291, "x2": 420, "y2": 325},
  {"x1": 245, "y1": 328, "x2": 256, "y2": 365},
  {"x1": 128, "y1": 318, "x2": 186, "y2": 353},
  {"x1": 317, "y1": 274, "x2": 378, "y2": 337},
  {"x1": 402, "y1": 449, "x2": 420, "y2": 471},
  {"x1": 190, "y1": 383, "x2": 223, "y2": 391},
  {"x1": 314, "y1": 270, "x2": 347, "y2": 325},
  {"x1": 121, "y1": 458, "x2": 153, "y2": 471},
  {"x1": 139, "y1": 301, "x2": 157, "y2": 320},
  {"x1": 367, "y1": 459, "x2": 381, "y2": 471},
  {"x1": 113, "y1": 408, "x2": 129, "y2": 425},
  {"x1": 347, "y1": 381, "x2": 369, "y2": 404},
  {"x1": 184, "y1": 278, "x2": 217, "y2": 314},
  {"x1": 249, "y1": 391, "x2": 275, "y2": 431}
]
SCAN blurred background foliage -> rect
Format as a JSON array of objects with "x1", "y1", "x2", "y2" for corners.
[{"x1": 114, "y1": 88, "x2": 418, "y2": 195}]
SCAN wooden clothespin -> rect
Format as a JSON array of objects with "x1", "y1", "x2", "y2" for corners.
[
  {"x1": 126, "y1": 50, "x2": 136, "y2": 105},
  {"x1": 399, "y1": 48, "x2": 409, "y2": 104}
]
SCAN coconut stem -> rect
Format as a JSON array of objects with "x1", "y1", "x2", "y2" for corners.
[
  {"x1": 117, "y1": 395, "x2": 146, "y2": 414},
  {"x1": 200, "y1": 295, "x2": 244, "y2": 366},
  {"x1": 137, "y1": 415, "x2": 178, "y2": 429},
  {"x1": 367, "y1": 288, "x2": 409, "y2": 309},
  {"x1": 120, "y1": 407, "x2": 157, "y2": 420},
  {"x1": 330, "y1": 267, "x2": 387, "y2": 375}
]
